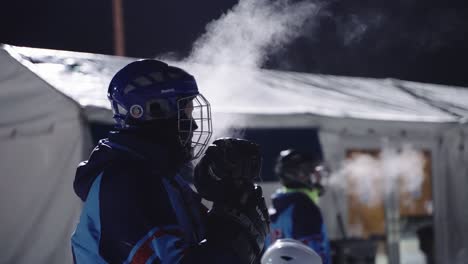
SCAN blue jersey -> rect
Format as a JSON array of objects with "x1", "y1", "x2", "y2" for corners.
[
  {"x1": 71, "y1": 132, "x2": 237, "y2": 264},
  {"x1": 266, "y1": 189, "x2": 331, "y2": 264}
]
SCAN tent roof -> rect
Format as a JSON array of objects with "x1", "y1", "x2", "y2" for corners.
[
  {"x1": 0, "y1": 46, "x2": 82, "y2": 137},
  {"x1": 3, "y1": 44, "x2": 468, "y2": 124}
]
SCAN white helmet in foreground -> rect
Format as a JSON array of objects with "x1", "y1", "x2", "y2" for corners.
[{"x1": 261, "y1": 239, "x2": 323, "y2": 264}]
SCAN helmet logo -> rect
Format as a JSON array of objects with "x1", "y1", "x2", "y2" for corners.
[{"x1": 129, "y1": 105, "x2": 144, "y2": 118}]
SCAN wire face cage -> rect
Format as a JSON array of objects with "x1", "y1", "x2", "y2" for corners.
[{"x1": 178, "y1": 94, "x2": 213, "y2": 159}]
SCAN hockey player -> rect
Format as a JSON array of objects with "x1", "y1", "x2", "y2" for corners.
[
  {"x1": 71, "y1": 59, "x2": 269, "y2": 264},
  {"x1": 267, "y1": 149, "x2": 331, "y2": 264},
  {"x1": 261, "y1": 239, "x2": 322, "y2": 264}
]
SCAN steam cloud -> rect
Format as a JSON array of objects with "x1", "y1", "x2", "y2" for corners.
[
  {"x1": 187, "y1": 0, "x2": 318, "y2": 68},
  {"x1": 171, "y1": 0, "x2": 319, "y2": 139},
  {"x1": 330, "y1": 144, "x2": 426, "y2": 207}
]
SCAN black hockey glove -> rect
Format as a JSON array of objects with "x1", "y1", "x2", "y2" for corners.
[
  {"x1": 194, "y1": 138, "x2": 270, "y2": 264},
  {"x1": 194, "y1": 137, "x2": 261, "y2": 202}
]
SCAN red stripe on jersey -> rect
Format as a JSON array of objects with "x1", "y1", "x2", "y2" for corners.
[{"x1": 130, "y1": 228, "x2": 184, "y2": 264}]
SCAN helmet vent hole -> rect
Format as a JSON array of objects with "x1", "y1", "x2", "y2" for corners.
[
  {"x1": 149, "y1": 102, "x2": 163, "y2": 117},
  {"x1": 116, "y1": 104, "x2": 127, "y2": 115},
  {"x1": 280, "y1": 256, "x2": 294, "y2": 261},
  {"x1": 124, "y1": 84, "x2": 136, "y2": 94},
  {"x1": 149, "y1": 72, "x2": 164, "y2": 82},
  {"x1": 147, "y1": 99, "x2": 172, "y2": 118},
  {"x1": 134, "y1": 76, "x2": 153, "y2": 86}
]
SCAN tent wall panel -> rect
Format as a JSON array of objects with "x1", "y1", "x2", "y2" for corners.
[
  {"x1": 436, "y1": 125, "x2": 468, "y2": 263},
  {"x1": 0, "y1": 119, "x2": 85, "y2": 264}
]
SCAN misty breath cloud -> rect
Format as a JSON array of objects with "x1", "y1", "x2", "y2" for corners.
[
  {"x1": 330, "y1": 144, "x2": 426, "y2": 207},
  {"x1": 175, "y1": 0, "x2": 319, "y2": 139},
  {"x1": 188, "y1": 0, "x2": 318, "y2": 68}
]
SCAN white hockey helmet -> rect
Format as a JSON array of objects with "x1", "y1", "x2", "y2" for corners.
[{"x1": 261, "y1": 239, "x2": 323, "y2": 264}]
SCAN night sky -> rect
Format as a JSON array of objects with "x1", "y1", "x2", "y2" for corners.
[{"x1": 1, "y1": 0, "x2": 467, "y2": 87}]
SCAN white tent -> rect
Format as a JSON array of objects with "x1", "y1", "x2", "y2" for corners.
[{"x1": 1, "y1": 44, "x2": 467, "y2": 263}]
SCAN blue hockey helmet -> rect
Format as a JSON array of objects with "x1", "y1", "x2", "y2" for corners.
[{"x1": 107, "y1": 59, "x2": 212, "y2": 159}]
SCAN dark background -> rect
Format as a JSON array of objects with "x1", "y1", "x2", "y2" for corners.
[{"x1": 1, "y1": 0, "x2": 467, "y2": 87}]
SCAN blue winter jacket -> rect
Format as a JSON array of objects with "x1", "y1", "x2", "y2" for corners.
[
  {"x1": 266, "y1": 189, "x2": 331, "y2": 264},
  {"x1": 71, "y1": 132, "x2": 238, "y2": 264}
]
